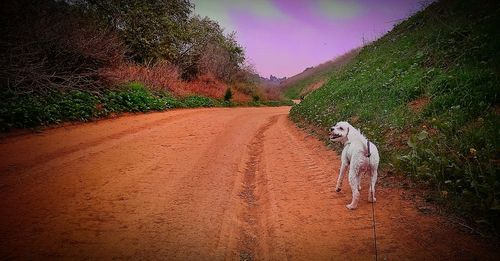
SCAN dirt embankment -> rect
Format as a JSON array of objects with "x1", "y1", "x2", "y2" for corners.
[{"x1": 0, "y1": 107, "x2": 498, "y2": 260}]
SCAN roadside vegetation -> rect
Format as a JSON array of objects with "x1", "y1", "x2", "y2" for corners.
[
  {"x1": 290, "y1": 0, "x2": 499, "y2": 235},
  {"x1": 0, "y1": 81, "x2": 292, "y2": 131},
  {"x1": 0, "y1": 0, "x2": 289, "y2": 131}
]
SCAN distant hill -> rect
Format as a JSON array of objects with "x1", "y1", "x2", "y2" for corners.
[
  {"x1": 260, "y1": 74, "x2": 287, "y2": 87},
  {"x1": 279, "y1": 48, "x2": 360, "y2": 99}
]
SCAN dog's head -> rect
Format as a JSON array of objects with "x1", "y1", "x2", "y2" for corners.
[{"x1": 329, "y1": 121, "x2": 351, "y2": 142}]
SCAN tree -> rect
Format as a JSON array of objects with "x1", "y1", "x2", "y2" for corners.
[
  {"x1": 77, "y1": 0, "x2": 193, "y2": 62},
  {"x1": 175, "y1": 16, "x2": 225, "y2": 79},
  {"x1": 181, "y1": 16, "x2": 245, "y2": 81}
]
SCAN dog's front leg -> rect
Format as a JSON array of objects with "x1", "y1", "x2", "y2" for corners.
[{"x1": 335, "y1": 162, "x2": 348, "y2": 192}]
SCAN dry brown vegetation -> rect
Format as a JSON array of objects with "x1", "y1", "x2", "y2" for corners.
[
  {"x1": 178, "y1": 74, "x2": 250, "y2": 102},
  {"x1": 0, "y1": 0, "x2": 126, "y2": 94},
  {"x1": 100, "y1": 65, "x2": 253, "y2": 101},
  {"x1": 99, "y1": 62, "x2": 181, "y2": 92}
]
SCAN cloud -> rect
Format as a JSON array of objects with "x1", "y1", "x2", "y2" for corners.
[
  {"x1": 315, "y1": 0, "x2": 363, "y2": 20},
  {"x1": 192, "y1": 0, "x2": 287, "y2": 32}
]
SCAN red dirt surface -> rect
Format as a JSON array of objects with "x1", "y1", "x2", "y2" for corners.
[{"x1": 0, "y1": 107, "x2": 498, "y2": 260}]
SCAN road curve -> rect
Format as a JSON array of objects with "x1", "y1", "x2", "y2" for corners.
[{"x1": 0, "y1": 107, "x2": 497, "y2": 260}]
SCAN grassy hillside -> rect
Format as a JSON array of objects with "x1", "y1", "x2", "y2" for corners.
[
  {"x1": 291, "y1": 0, "x2": 499, "y2": 234},
  {"x1": 280, "y1": 48, "x2": 360, "y2": 99}
]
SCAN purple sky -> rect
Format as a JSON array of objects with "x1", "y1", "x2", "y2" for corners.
[{"x1": 193, "y1": 0, "x2": 428, "y2": 78}]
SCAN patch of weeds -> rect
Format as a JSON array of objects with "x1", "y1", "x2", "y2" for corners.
[{"x1": 181, "y1": 95, "x2": 217, "y2": 108}]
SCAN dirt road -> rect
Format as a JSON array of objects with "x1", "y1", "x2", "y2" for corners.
[{"x1": 0, "y1": 107, "x2": 497, "y2": 260}]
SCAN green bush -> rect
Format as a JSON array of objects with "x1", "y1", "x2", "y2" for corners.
[
  {"x1": 0, "y1": 89, "x2": 99, "y2": 130},
  {"x1": 103, "y1": 82, "x2": 169, "y2": 113},
  {"x1": 1, "y1": 82, "x2": 198, "y2": 131},
  {"x1": 181, "y1": 95, "x2": 217, "y2": 108}
]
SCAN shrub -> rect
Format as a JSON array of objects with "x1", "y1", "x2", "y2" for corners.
[
  {"x1": 181, "y1": 96, "x2": 217, "y2": 108},
  {"x1": 103, "y1": 82, "x2": 171, "y2": 112},
  {"x1": 224, "y1": 88, "x2": 233, "y2": 102},
  {"x1": 0, "y1": 89, "x2": 99, "y2": 130}
]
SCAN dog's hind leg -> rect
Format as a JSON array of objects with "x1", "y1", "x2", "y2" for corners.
[
  {"x1": 335, "y1": 162, "x2": 348, "y2": 192},
  {"x1": 346, "y1": 164, "x2": 360, "y2": 210},
  {"x1": 368, "y1": 165, "x2": 378, "y2": 203}
]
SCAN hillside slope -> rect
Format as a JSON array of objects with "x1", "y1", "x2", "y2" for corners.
[
  {"x1": 291, "y1": 0, "x2": 500, "y2": 234},
  {"x1": 280, "y1": 48, "x2": 360, "y2": 99}
]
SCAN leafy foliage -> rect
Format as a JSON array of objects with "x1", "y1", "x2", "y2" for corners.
[
  {"x1": 1, "y1": 82, "x2": 171, "y2": 130},
  {"x1": 180, "y1": 16, "x2": 245, "y2": 81},
  {"x1": 78, "y1": 0, "x2": 193, "y2": 63},
  {"x1": 0, "y1": 89, "x2": 99, "y2": 130},
  {"x1": 181, "y1": 95, "x2": 216, "y2": 108},
  {"x1": 290, "y1": 0, "x2": 500, "y2": 234},
  {"x1": 103, "y1": 82, "x2": 170, "y2": 112}
]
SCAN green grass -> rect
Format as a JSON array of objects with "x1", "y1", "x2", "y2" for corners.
[
  {"x1": 283, "y1": 73, "x2": 326, "y2": 99},
  {"x1": 281, "y1": 49, "x2": 360, "y2": 99},
  {"x1": 290, "y1": 0, "x2": 500, "y2": 234}
]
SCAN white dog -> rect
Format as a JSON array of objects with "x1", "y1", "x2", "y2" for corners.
[{"x1": 329, "y1": 121, "x2": 379, "y2": 210}]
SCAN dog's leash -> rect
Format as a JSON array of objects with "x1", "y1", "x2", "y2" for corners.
[{"x1": 367, "y1": 140, "x2": 378, "y2": 261}]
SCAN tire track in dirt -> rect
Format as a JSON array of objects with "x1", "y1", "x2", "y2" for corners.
[
  {"x1": 237, "y1": 115, "x2": 278, "y2": 261},
  {"x1": 281, "y1": 119, "x2": 335, "y2": 195},
  {"x1": 149, "y1": 111, "x2": 261, "y2": 260},
  {"x1": 260, "y1": 115, "x2": 355, "y2": 259}
]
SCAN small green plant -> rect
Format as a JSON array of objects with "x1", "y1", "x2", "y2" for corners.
[{"x1": 224, "y1": 88, "x2": 233, "y2": 102}]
